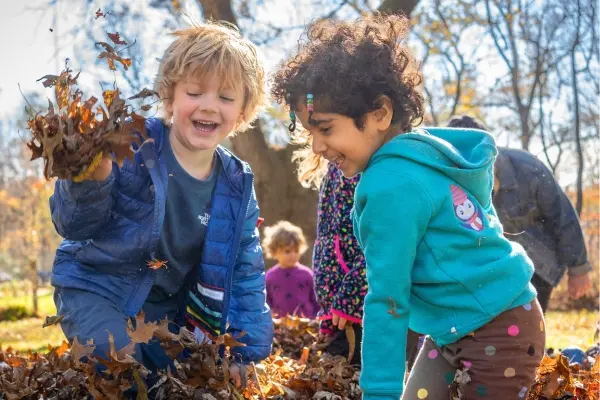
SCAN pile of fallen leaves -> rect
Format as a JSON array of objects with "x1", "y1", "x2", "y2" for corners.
[
  {"x1": 272, "y1": 317, "x2": 319, "y2": 359},
  {"x1": 528, "y1": 352, "x2": 599, "y2": 400},
  {"x1": 3, "y1": 315, "x2": 596, "y2": 400},
  {"x1": 26, "y1": 30, "x2": 158, "y2": 181},
  {"x1": 0, "y1": 315, "x2": 361, "y2": 400}
]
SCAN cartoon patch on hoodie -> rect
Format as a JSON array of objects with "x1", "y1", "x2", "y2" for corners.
[{"x1": 451, "y1": 184, "x2": 484, "y2": 231}]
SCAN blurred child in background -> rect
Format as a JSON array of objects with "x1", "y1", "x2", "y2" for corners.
[{"x1": 263, "y1": 221, "x2": 320, "y2": 319}]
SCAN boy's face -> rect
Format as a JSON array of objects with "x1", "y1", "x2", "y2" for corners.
[
  {"x1": 167, "y1": 72, "x2": 245, "y2": 153},
  {"x1": 274, "y1": 245, "x2": 301, "y2": 268}
]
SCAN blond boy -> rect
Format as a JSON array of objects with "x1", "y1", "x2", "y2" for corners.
[{"x1": 50, "y1": 21, "x2": 273, "y2": 375}]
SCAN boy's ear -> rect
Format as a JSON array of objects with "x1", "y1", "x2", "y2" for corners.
[
  {"x1": 235, "y1": 112, "x2": 246, "y2": 128},
  {"x1": 165, "y1": 99, "x2": 173, "y2": 115},
  {"x1": 373, "y1": 95, "x2": 393, "y2": 130}
]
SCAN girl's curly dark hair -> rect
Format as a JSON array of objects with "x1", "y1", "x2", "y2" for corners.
[{"x1": 271, "y1": 13, "x2": 424, "y2": 188}]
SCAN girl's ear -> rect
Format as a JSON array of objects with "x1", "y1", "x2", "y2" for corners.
[{"x1": 372, "y1": 95, "x2": 394, "y2": 130}]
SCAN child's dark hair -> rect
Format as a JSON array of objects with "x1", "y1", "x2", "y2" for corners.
[
  {"x1": 271, "y1": 13, "x2": 424, "y2": 187},
  {"x1": 447, "y1": 115, "x2": 487, "y2": 131}
]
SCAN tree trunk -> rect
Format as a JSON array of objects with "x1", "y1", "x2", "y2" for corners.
[
  {"x1": 519, "y1": 110, "x2": 531, "y2": 151},
  {"x1": 230, "y1": 128, "x2": 319, "y2": 268},
  {"x1": 571, "y1": 48, "x2": 584, "y2": 216},
  {"x1": 197, "y1": 0, "x2": 421, "y2": 266},
  {"x1": 29, "y1": 259, "x2": 39, "y2": 316}
]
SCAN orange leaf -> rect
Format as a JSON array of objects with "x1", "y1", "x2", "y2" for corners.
[
  {"x1": 102, "y1": 89, "x2": 119, "y2": 108},
  {"x1": 147, "y1": 258, "x2": 167, "y2": 270},
  {"x1": 55, "y1": 340, "x2": 70, "y2": 357},
  {"x1": 119, "y1": 57, "x2": 131, "y2": 70}
]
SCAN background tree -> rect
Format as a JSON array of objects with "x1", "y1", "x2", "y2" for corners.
[
  {"x1": 0, "y1": 153, "x2": 61, "y2": 315},
  {"x1": 552, "y1": 0, "x2": 598, "y2": 215},
  {"x1": 481, "y1": 0, "x2": 567, "y2": 151},
  {"x1": 17, "y1": 0, "x2": 598, "y2": 266},
  {"x1": 412, "y1": 0, "x2": 484, "y2": 125}
]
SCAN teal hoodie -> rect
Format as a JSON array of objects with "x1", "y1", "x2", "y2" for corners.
[{"x1": 352, "y1": 128, "x2": 536, "y2": 400}]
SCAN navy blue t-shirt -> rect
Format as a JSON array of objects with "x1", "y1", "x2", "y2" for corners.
[{"x1": 146, "y1": 133, "x2": 220, "y2": 302}]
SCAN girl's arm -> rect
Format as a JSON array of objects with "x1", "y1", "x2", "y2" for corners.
[{"x1": 355, "y1": 175, "x2": 432, "y2": 400}]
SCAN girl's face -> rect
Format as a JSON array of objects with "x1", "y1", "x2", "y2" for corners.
[
  {"x1": 295, "y1": 100, "x2": 393, "y2": 177},
  {"x1": 274, "y1": 245, "x2": 301, "y2": 268}
]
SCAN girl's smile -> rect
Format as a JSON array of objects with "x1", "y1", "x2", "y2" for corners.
[{"x1": 294, "y1": 97, "x2": 395, "y2": 177}]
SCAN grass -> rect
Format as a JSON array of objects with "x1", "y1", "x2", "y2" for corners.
[
  {"x1": 0, "y1": 287, "x2": 65, "y2": 353},
  {"x1": 0, "y1": 287, "x2": 56, "y2": 315},
  {"x1": 545, "y1": 309, "x2": 598, "y2": 351},
  {"x1": 0, "y1": 287, "x2": 597, "y2": 354}
]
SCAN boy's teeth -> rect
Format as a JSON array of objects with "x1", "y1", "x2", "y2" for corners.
[{"x1": 193, "y1": 120, "x2": 218, "y2": 131}]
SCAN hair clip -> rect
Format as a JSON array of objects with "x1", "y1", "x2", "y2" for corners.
[
  {"x1": 287, "y1": 93, "x2": 296, "y2": 132},
  {"x1": 307, "y1": 93, "x2": 314, "y2": 124},
  {"x1": 288, "y1": 110, "x2": 296, "y2": 133}
]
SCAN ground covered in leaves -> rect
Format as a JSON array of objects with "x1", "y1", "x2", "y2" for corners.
[{"x1": 0, "y1": 316, "x2": 598, "y2": 400}]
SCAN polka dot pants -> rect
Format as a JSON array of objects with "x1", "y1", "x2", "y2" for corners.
[{"x1": 403, "y1": 300, "x2": 545, "y2": 399}]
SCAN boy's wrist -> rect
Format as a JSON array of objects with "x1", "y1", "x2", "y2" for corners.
[{"x1": 73, "y1": 153, "x2": 112, "y2": 182}]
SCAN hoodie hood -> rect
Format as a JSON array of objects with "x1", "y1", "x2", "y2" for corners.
[{"x1": 369, "y1": 127, "x2": 497, "y2": 208}]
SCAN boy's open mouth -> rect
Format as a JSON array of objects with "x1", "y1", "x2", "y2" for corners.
[{"x1": 192, "y1": 120, "x2": 219, "y2": 132}]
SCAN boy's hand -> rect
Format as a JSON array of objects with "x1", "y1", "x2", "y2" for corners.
[
  {"x1": 229, "y1": 361, "x2": 252, "y2": 388},
  {"x1": 88, "y1": 156, "x2": 113, "y2": 181}
]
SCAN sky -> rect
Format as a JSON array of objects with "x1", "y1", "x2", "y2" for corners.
[
  {"x1": 0, "y1": 1, "x2": 61, "y2": 120},
  {"x1": 0, "y1": 0, "x2": 591, "y2": 186}
]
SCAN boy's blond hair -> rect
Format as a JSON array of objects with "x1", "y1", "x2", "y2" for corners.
[
  {"x1": 155, "y1": 20, "x2": 265, "y2": 133},
  {"x1": 262, "y1": 220, "x2": 308, "y2": 259}
]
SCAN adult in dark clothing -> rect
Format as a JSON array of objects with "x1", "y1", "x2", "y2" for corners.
[{"x1": 447, "y1": 115, "x2": 592, "y2": 312}]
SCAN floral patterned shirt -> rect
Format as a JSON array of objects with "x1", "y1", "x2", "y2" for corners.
[{"x1": 313, "y1": 163, "x2": 368, "y2": 335}]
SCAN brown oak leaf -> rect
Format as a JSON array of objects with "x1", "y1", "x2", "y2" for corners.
[
  {"x1": 126, "y1": 311, "x2": 158, "y2": 344},
  {"x1": 70, "y1": 337, "x2": 96, "y2": 362}
]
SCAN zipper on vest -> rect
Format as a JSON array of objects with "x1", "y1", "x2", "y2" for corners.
[{"x1": 220, "y1": 173, "x2": 253, "y2": 351}]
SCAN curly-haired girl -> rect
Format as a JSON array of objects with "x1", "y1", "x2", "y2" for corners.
[
  {"x1": 272, "y1": 14, "x2": 545, "y2": 399},
  {"x1": 294, "y1": 139, "x2": 422, "y2": 369}
]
